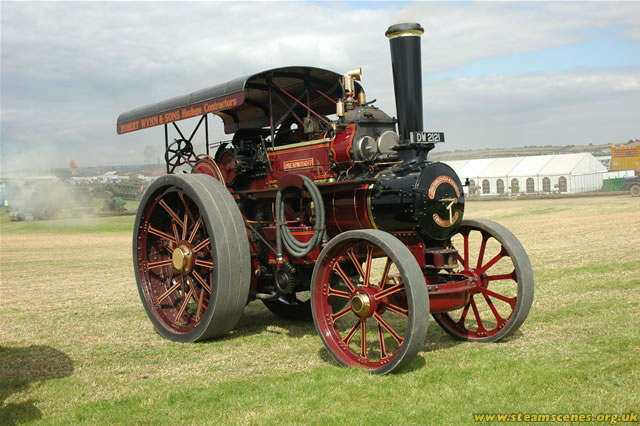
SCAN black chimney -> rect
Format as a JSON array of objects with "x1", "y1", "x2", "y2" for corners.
[{"x1": 385, "y1": 23, "x2": 424, "y2": 145}]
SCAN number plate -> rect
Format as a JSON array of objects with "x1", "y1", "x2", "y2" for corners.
[{"x1": 410, "y1": 131, "x2": 445, "y2": 143}]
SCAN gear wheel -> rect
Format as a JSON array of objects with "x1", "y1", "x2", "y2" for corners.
[{"x1": 274, "y1": 262, "x2": 297, "y2": 295}]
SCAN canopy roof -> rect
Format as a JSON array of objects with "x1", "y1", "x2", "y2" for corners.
[{"x1": 117, "y1": 66, "x2": 346, "y2": 135}]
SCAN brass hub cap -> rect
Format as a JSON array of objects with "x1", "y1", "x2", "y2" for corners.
[
  {"x1": 351, "y1": 293, "x2": 372, "y2": 317},
  {"x1": 172, "y1": 245, "x2": 193, "y2": 273}
]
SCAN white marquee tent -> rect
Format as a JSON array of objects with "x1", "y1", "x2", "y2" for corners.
[{"x1": 442, "y1": 153, "x2": 608, "y2": 196}]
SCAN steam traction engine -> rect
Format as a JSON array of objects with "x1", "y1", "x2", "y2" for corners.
[{"x1": 117, "y1": 23, "x2": 534, "y2": 374}]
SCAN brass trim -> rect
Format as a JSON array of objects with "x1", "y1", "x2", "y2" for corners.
[
  {"x1": 385, "y1": 29, "x2": 424, "y2": 39},
  {"x1": 351, "y1": 293, "x2": 371, "y2": 317},
  {"x1": 366, "y1": 183, "x2": 379, "y2": 230},
  {"x1": 267, "y1": 138, "x2": 331, "y2": 152}
]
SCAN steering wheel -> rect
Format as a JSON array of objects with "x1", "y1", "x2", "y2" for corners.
[{"x1": 165, "y1": 138, "x2": 196, "y2": 173}]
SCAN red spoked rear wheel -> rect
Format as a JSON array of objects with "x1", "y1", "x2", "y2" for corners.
[
  {"x1": 311, "y1": 230, "x2": 429, "y2": 374},
  {"x1": 134, "y1": 174, "x2": 251, "y2": 342},
  {"x1": 433, "y1": 219, "x2": 534, "y2": 342}
]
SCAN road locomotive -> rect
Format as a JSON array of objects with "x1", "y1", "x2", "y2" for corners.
[{"x1": 117, "y1": 23, "x2": 534, "y2": 374}]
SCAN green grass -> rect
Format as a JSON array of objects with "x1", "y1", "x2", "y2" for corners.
[
  {"x1": 1, "y1": 195, "x2": 639, "y2": 424},
  {"x1": 0, "y1": 210, "x2": 135, "y2": 234}
]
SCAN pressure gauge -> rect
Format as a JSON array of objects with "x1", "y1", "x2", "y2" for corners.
[
  {"x1": 356, "y1": 136, "x2": 377, "y2": 161},
  {"x1": 377, "y1": 130, "x2": 399, "y2": 153}
]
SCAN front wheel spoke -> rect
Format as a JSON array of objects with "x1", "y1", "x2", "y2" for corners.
[
  {"x1": 327, "y1": 286, "x2": 351, "y2": 299},
  {"x1": 188, "y1": 216, "x2": 202, "y2": 244},
  {"x1": 192, "y1": 270, "x2": 212, "y2": 294},
  {"x1": 346, "y1": 248, "x2": 366, "y2": 281},
  {"x1": 476, "y1": 236, "x2": 488, "y2": 269},
  {"x1": 470, "y1": 297, "x2": 486, "y2": 331},
  {"x1": 463, "y1": 233, "x2": 470, "y2": 269},
  {"x1": 148, "y1": 258, "x2": 173, "y2": 269},
  {"x1": 148, "y1": 226, "x2": 177, "y2": 244},
  {"x1": 378, "y1": 256, "x2": 392, "y2": 287},
  {"x1": 193, "y1": 238, "x2": 210, "y2": 253},
  {"x1": 194, "y1": 259, "x2": 213, "y2": 269},
  {"x1": 159, "y1": 199, "x2": 185, "y2": 229},
  {"x1": 333, "y1": 263, "x2": 356, "y2": 292},
  {"x1": 363, "y1": 245, "x2": 374, "y2": 287},
  {"x1": 373, "y1": 312, "x2": 404, "y2": 346},
  {"x1": 386, "y1": 303, "x2": 408, "y2": 318},
  {"x1": 479, "y1": 251, "x2": 504, "y2": 274},
  {"x1": 374, "y1": 284, "x2": 403, "y2": 301},
  {"x1": 343, "y1": 319, "x2": 361, "y2": 345},
  {"x1": 331, "y1": 307, "x2": 352, "y2": 323},
  {"x1": 482, "y1": 293, "x2": 506, "y2": 326},
  {"x1": 486, "y1": 270, "x2": 516, "y2": 282},
  {"x1": 157, "y1": 279, "x2": 181, "y2": 303},
  {"x1": 360, "y1": 319, "x2": 367, "y2": 358},
  {"x1": 175, "y1": 286, "x2": 194, "y2": 321},
  {"x1": 378, "y1": 324, "x2": 388, "y2": 359},
  {"x1": 478, "y1": 287, "x2": 516, "y2": 308},
  {"x1": 457, "y1": 302, "x2": 471, "y2": 326}
]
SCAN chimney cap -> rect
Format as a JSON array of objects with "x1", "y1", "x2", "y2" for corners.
[{"x1": 385, "y1": 23, "x2": 424, "y2": 39}]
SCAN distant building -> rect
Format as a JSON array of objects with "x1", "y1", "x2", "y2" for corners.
[
  {"x1": 443, "y1": 153, "x2": 610, "y2": 195},
  {"x1": 610, "y1": 142, "x2": 640, "y2": 171}
]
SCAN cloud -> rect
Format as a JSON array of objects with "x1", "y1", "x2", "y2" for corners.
[{"x1": 1, "y1": 1, "x2": 639, "y2": 170}]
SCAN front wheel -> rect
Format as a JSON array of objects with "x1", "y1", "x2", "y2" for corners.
[
  {"x1": 311, "y1": 230, "x2": 429, "y2": 374},
  {"x1": 630, "y1": 184, "x2": 640, "y2": 197},
  {"x1": 433, "y1": 219, "x2": 534, "y2": 342}
]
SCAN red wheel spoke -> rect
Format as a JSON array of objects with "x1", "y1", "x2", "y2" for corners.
[
  {"x1": 331, "y1": 307, "x2": 352, "y2": 323},
  {"x1": 193, "y1": 238, "x2": 210, "y2": 253},
  {"x1": 188, "y1": 216, "x2": 202, "y2": 244},
  {"x1": 378, "y1": 324, "x2": 388, "y2": 359},
  {"x1": 360, "y1": 319, "x2": 367, "y2": 358},
  {"x1": 478, "y1": 287, "x2": 516, "y2": 308},
  {"x1": 182, "y1": 211, "x2": 188, "y2": 241},
  {"x1": 192, "y1": 271, "x2": 212, "y2": 293},
  {"x1": 463, "y1": 233, "x2": 469, "y2": 269},
  {"x1": 374, "y1": 284, "x2": 403, "y2": 301},
  {"x1": 363, "y1": 245, "x2": 374, "y2": 286},
  {"x1": 457, "y1": 253, "x2": 466, "y2": 268},
  {"x1": 333, "y1": 263, "x2": 356, "y2": 292},
  {"x1": 157, "y1": 278, "x2": 181, "y2": 303},
  {"x1": 343, "y1": 320, "x2": 361, "y2": 345},
  {"x1": 346, "y1": 248, "x2": 366, "y2": 281},
  {"x1": 195, "y1": 288, "x2": 205, "y2": 321},
  {"x1": 148, "y1": 226, "x2": 177, "y2": 244},
  {"x1": 373, "y1": 313, "x2": 404, "y2": 345},
  {"x1": 476, "y1": 235, "x2": 488, "y2": 269},
  {"x1": 479, "y1": 251, "x2": 504, "y2": 274},
  {"x1": 159, "y1": 199, "x2": 185, "y2": 228},
  {"x1": 178, "y1": 191, "x2": 196, "y2": 227},
  {"x1": 457, "y1": 301, "x2": 471, "y2": 326},
  {"x1": 327, "y1": 287, "x2": 351, "y2": 299},
  {"x1": 386, "y1": 303, "x2": 408, "y2": 318},
  {"x1": 470, "y1": 297, "x2": 486, "y2": 332},
  {"x1": 175, "y1": 286, "x2": 194, "y2": 321},
  {"x1": 482, "y1": 293, "x2": 506, "y2": 327},
  {"x1": 172, "y1": 222, "x2": 180, "y2": 243},
  {"x1": 378, "y1": 256, "x2": 392, "y2": 287},
  {"x1": 148, "y1": 259, "x2": 172, "y2": 269},
  {"x1": 486, "y1": 271, "x2": 516, "y2": 282},
  {"x1": 194, "y1": 259, "x2": 213, "y2": 269}
]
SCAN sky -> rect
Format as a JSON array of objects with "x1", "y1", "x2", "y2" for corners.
[{"x1": 1, "y1": 1, "x2": 639, "y2": 171}]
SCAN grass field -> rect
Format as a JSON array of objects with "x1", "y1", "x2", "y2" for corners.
[{"x1": 1, "y1": 195, "x2": 639, "y2": 424}]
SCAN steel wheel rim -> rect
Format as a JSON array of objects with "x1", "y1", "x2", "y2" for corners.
[
  {"x1": 312, "y1": 238, "x2": 415, "y2": 369},
  {"x1": 136, "y1": 187, "x2": 214, "y2": 334},
  {"x1": 434, "y1": 223, "x2": 525, "y2": 340}
]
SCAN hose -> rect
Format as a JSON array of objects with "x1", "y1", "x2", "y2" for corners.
[{"x1": 276, "y1": 175, "x2": 325, "y2": 260}]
